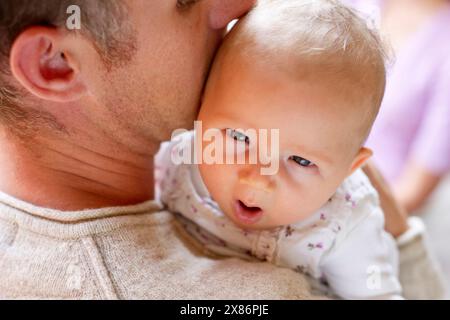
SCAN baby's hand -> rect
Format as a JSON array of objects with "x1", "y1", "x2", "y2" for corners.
[{"x1": 363, "y1": 161, "x2": 408, "y2": 238}]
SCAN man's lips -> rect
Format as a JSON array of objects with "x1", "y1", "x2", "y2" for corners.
[{"x1": 233, "y1": 200, "x2": 263, "y2": 225}]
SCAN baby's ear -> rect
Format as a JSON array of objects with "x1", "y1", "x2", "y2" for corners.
[{"x1": 348, "y1": 147, "x2": 373, "y2": 175}]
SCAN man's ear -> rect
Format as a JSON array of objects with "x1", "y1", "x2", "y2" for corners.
[
  {"x1": 9, "y1": 26, "x2": 86, "y2": 102},
  {"x1": 349, "y1": 147, "x2": 373, "y2": 175}
]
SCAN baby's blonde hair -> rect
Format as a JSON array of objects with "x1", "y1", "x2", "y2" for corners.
[{"x1": 217, "y1": 0, "x2": 388, "y2": 146}]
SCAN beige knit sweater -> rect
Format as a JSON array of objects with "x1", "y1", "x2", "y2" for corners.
[
  {"x1": 0, "y1": 191, "x2": 317, "y2": 299},
  {"x1": 0, "y1": 191, "x2": 446, "y2": 299}
]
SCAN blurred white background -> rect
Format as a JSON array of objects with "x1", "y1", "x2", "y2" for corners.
[{"x1": 420, "y1": 175, "x2": 450, "y2": 298}]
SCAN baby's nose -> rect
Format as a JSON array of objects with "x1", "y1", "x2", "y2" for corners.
[{"x1": 238, "y1": 165, "x2": 275, "y2": 192}]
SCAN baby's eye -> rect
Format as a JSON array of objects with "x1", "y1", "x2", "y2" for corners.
[
  {"x1": 289, "y1": 155, "x2": 315, "y2": 168},
  {"x1": 227, "y1": 129, "x2": 250, "y2": 145}
]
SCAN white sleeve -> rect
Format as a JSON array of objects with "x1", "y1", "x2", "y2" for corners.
[
  {"x1": 154, "y1": 140, "x2": 173, "y2": 203},
  {"x1": 154, "y1": 131, "x2": 194, "y2": 204},
  {"x1": 319, "y1": 206, "x2": 403, "y2": 299}
]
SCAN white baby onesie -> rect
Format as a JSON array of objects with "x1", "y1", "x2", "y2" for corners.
[{"x1": 155, "y1": 131, "x2": 402, "y2": 299}]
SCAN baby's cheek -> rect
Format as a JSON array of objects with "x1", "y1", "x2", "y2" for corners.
[
  {"x1": 275, "y1": 188, "x2": 323, "y2": 224},
  {"x1": 200, "y1": 163, "x2": 236, "y2": 209}
]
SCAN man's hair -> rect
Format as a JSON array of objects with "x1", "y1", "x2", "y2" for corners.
[
  {"x1": 0, "y1": 0, "x2": 136, "y2": 132},
  {"x1": 222, "y1": 0, "x2": 388, "y2": 145}
]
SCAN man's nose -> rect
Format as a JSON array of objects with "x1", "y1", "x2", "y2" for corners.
[
  {"x1": 238, "y1": 165, "x2": 275, "y2": 193},
  {"x1": 208, "y1": 0, "x2": 256, "y2": 29}
]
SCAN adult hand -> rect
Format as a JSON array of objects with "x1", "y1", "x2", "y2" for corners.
[{"x1": 363, "y1": 161, "x2": 409, "y2": 238}]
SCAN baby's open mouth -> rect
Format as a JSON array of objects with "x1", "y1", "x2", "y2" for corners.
[{"x1": 233, "y1": 200, "x2": 263, "y2": 225}]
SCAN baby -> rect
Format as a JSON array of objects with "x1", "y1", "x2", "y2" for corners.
[{"x1": 156, "y1": 0, "x2": 402, "y2": 299}]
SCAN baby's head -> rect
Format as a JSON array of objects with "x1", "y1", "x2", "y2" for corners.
[{"x1": 197, "y1": 0, "x2": 387, "y2": 229}]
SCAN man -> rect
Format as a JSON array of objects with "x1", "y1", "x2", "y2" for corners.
[{"x1": 0, "y1": 0, "x2": 445, "y2": 299}]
